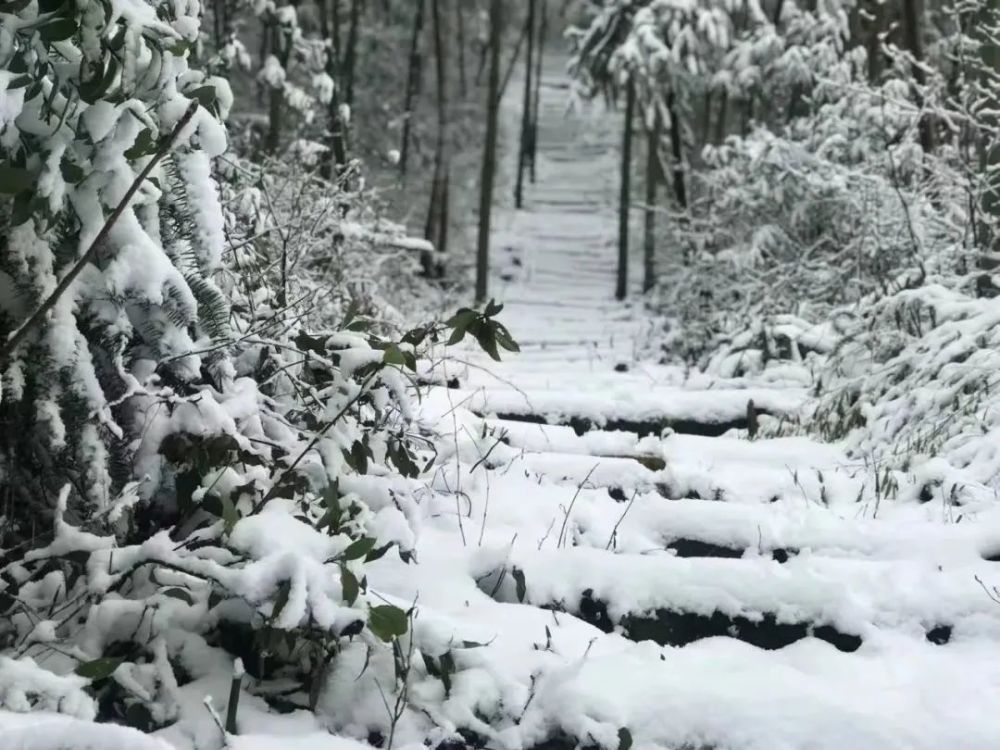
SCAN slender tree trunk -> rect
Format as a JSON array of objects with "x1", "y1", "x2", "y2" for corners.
[
  {"x1": 343, "y1": 0, "x2": 361, "y2": 107},
  {"x1": 902, "y1": 0, "x2": 935, "y2": 154},
  {"x1": 713, "y1": 87, "x2": 728, "y2": 144},
  {"x1": 865, "y1": 0, "x2": 883, "y2": 82},
  {"x1": 399, "y1": 0, "x2": 426, "y2": 178},
  {"x1": 515, "y1": 0, "x2": 537, "y2": 209},
  {"x1": 321, "y1": 45, "x2": 349, "y2": 180},
  {"x1": 424, "y1": 0, "x2": 451, "y2": 275},
  {"x1": 332, "y1": 0, "x2": 341, "y2": 60},
  {"x1": 265, "y1": 21, "x2": 292, "y2": 154},
  {"x1": 667, "y1": 91, "x2": 687, "y2": 210},
  {"x1": 456, "y1": 0, "x2": 468, "y2": 98},
  {"x1": 643, "y1": 107, "x2": 662, "y2": 293},
  {"x1": 476, "y1": 0, "x2": 503, "y2": 304},
  {"x1": 617, "y1": 75, "x2": 636, "y2": 301},
  {"x1": 978, "y1": 0, "x2": 1000, "y2": 265},
  {"x1": 529, "y1": 0, "x2": 547, "y2": 183},
  {"x1": 318, "y1": 0, "x2": 330, "y2": 39}
]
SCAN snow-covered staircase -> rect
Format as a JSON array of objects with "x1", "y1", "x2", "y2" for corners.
[{"x1": 397, "y1": 63, "x2": 1000, "y2": 749}]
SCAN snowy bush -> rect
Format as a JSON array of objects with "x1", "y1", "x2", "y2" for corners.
[{"x1": 0, "y1": 0, "x2": 517, "y2": 739}]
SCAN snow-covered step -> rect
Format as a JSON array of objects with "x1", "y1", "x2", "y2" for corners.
[
  {"x1": 444, "y1": 385, "x2": 807, "y2": 437},
  {"x1": 475, "y1": 546, "x2": 1000, "y2": 651}
]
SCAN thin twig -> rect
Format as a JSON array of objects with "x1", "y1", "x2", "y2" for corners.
[{"x1": 557, "y1": 464, "x2": 599, "y2": 549}]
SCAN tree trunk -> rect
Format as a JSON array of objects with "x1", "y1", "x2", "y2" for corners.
[
  {"x1": 529, "y1": 0, "x2": 547, "y2": 183},
  {"x1": 617, "y1": 75, "x2": 636, "y2": 301},
  {"x1": 265, "y1": 20, "x2": 292, "y2": 155},
  {"x1": 978, "y1": 0, "x2": 1000, "y2": 267},
  {"x1": 424, "y1": 0, "x2": 451, "y2": 275},
  {"x1": 399, "y1": 0, "x2": 426, "y2": 178},
  {"x1": 321, "y1": 45, "x2": 349, "y2": 180},
  {"x1": 643, "y1": 107, "x2": 662, "y2": 293},
  {"x1": 515, "y1": 0, "x2": 537, "y2": 209},
  {"x1": 865, "y1": 0, "x2": 883, "y2": 82},
  {"x1": 902, "y1": 0, "x2": 935, "y2": 154},
  {"x1": 456, "y1": 0, "x2": 468, "y2": 98},
  {"x1": 343, "y1": 0, "x2": 361, "y2": 107},
  {"x1": 667, "y1": 91, "x2": 687, "y2": 210},
  {"x1": 476, "y1": 0, "x2": 503, "y2": 304}
]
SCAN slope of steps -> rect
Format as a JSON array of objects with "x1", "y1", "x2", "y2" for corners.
[{"x1": 398, "y1": 60, "x2": 1000, "y2": 749}]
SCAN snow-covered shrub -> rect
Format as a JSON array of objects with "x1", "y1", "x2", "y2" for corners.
[
  {"x1": 0, "y1": 0, "x2": 516, "y2": 736},
  {"x1": 0, "y1": 0, "x2": 233, "y2": 546}
]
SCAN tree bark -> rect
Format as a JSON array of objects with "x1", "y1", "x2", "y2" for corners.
[
  {"x1": 902, "y1": 0, "x2": 935, "y2": 154},
  {"x1": 643, "y1": 107, "x2": 662, "y2": 293},
  {"x1": 515, "y1": 0, "x2": 537, "y2": 209},
  {"x1": 476, "y1": 0, "x2": 503, "y2": 304},
  {"x1": 343, "y1": 0, "x2": 361, "y2": 107},
  {"x1": 617, "y1": 75, "x2": 636, "y2": 301},
  {"x1": 399, "y1": 0, "x2": 426, "y2": 178},
  {"x1": 456, "y1": 0, "x2": 468, "y2": 98},
  {"x1": 667, "y1": 91, "x2": 687, "y2": 210},
  {"x1": 424, "y1": 0, "x2": 451, "y2": 274},
  {"x1": 529, "y1": 0, "x2": 547, "y2": 183}
]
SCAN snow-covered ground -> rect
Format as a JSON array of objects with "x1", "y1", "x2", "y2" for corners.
[
  {"x1": 6, "y1": 60, "x2": 1000, "y2": 750},
  {"x1": 403, "y1": 64, "x2": 1000, "y2": 749}
]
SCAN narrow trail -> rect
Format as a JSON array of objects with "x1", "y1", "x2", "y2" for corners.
[{"x1": 398, "y1": 62, "x2": 1000, "y2": 749}]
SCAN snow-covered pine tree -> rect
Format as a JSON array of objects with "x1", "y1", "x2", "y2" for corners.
[{"x1": 0, "y1": 0, "x2": 233, "y2": 538}]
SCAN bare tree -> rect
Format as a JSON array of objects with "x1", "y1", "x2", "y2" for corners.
[
  {"x1": 424, "y1": 0, "x2": 451, "y2": 275},
  {"x1": 477, "y1": 0, "x2": 503, "y2": 304},
  {"x1": 515, "y1": 0, "x2": 538, "y2": 209},
  {"x1": 399, "y1": 0, "x2": 426, "y2": 178},
  {"x1": 643, "y1": 107, "x2": 663, "y2": 292},
  {"x1": 902, "y1": 0, "x2": 935, "y2": 154},
  {"x1": 617, "y1": 75, "x2": 636, "y2": 301}
]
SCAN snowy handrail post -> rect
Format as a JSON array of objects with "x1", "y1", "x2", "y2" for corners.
[{"x1": 0, "y1": 99, "x2": 201, "y2": 364}]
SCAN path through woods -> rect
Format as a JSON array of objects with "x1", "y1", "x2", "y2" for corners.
[{"x1": 394, "y1": 61, "x2": 1000, "y2": 747}]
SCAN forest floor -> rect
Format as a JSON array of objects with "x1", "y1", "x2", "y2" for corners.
[{"x1": 400, "y1": 60, "x2": 1000, "y2": 748}]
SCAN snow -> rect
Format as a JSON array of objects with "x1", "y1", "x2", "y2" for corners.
[{"x1": 6, "y1": 7, "x2": 1000, "y2": 749}]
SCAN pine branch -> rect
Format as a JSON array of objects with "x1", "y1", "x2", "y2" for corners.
[{"x1": 0, "y1": 100, "x2": 201, "y2": 364}]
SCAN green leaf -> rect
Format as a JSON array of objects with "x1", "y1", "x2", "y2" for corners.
[
  {"x1": 484, "y1": 299, "x2": 504, "y2": 317},
  {"x1": 340, "y1": 537, "x2": 377, "y2": 562},
  {"x1": 0, "y1": 0, "x2": 32, "y2": 12},
  {"x1": 445, "y1": 309, "x2": 478, "y2": 345},
  {"x1": 11, "y1": 191, "x2": 33, "y2": 226},
  {"x1": 187, "y1": 84, "x2": 217, "y2": 110},
  {"x1": 60, "y1": 158, "x2": 85, "y2": 185},
  {"x1": 169, "y1": 39, "x2": 193, "y2": 56},
  {"x1": 0, "y1": 165, "x2": 34, "y2": 194},
  {"x1": 618, "y1": 727, "x2": 633, "y2": 750},
  {"x1": 340, "y1": 566, "x2": 359, "y2": 606},
  {"x1": 124, "y1": 128, "x2": 157, "y2": 160},
  {"x1": 368, "y1": 604, "x2": 408, "y2": 642},
  {"x1": 365, "y1": 542, "x2": 394, "y2": 563},
  {"x1": 37, "y1": 18, "x2": 77, "y2": 42},
  {"x1": 382, "y1": 344, "x2": 406, "y2": 367},
  {"x1": 75, "y1": 657, "x2": 122, "y2": 681},
  {"x1": 512, "y1": 566, "x2": 526, "y2": 603},
  {"x1": 348, "y1": 440, "x2": 368, "y2": 475},
  {"x1": 494, "y1": 324, "x2": 520, "y2": 353},
  {"x1": 475, "y1": 325, "x2": 501, "y2": 362},
  {"x1": 160, "y1": 587, "x2": 194, "y2": 606},
  {"x1": 220, "y1": 495, "x2": 239, "y2": 535},
  {"x1": 124, "y1": 703, "x2": 154, "y2": 732},
  {"x1": 271, "y1": 580, "x2": 291, "y2": 622}
]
